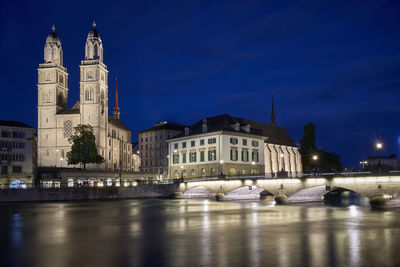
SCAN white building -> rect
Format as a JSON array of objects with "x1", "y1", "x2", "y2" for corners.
[
  {"x1": 37, "y1": 23, "x2": 132, "y2": 171},
  {"x1": 0, "y1": 121, "x2": 36, "y2": 188},
  {"x1": 168, "y1": 114, "x2": 302, "y2": 179}
]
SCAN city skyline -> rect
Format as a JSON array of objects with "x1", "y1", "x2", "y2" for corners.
[{"x1": 1, "y1": 0, "x2": 399, "y2": 167}]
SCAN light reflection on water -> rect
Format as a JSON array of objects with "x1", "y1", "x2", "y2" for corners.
[{"x1": 1, "y1": 199, "x2": 400, "y2": 267}]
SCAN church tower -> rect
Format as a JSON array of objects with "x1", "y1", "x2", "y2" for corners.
[
  {"x1": 37, "y1": 25, "x2": 69, "y2": 166},
  {"x1": 79, "y1": 22, "x2": 109, "y2": 164}
]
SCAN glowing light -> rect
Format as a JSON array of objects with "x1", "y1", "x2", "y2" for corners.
[
  {"x1": 312, "y1": 155, "x2": 318, "y2": 161},
  {"x1": 220, "y1": 160, "x2": 224, "y2": 164},
  {"x1": 306, "y1": 178, "x2": 326, "y2": 184},
  {"x1": 376, "y1": 142, "x2": 383, "y2": 149}
]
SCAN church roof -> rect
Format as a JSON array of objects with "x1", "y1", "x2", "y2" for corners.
[
  {"x1": 173, "y1": 114, "x2": 296, "y2": 147},
  {"x1": 0, "y1": 120, "x2": 33, "y2": 129},
  {"x1": 108, "y1": 117, "x2": 130, "y2": 131}
]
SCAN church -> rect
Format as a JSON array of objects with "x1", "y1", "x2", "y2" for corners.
[{"x1": 37, "y1": 23, "x2": 133, "y2": 171}]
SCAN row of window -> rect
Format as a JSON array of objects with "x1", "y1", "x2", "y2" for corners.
[
  {"x1": 229, "y1": 137, "x2": 259, "y2": 147},
  {"x1": 0, "y1": 154, "x2": 25, "y2": 162},
  {"x1": 1, "y1": 131, "x2": 25, "y2": 139},
  {"x1": 0, "y1": 165, "x2": 22, "y2": 174},
  {"x1": 0, "y1": 142, "x2": 25, "y2": 149},
  {"x1": 173, "y1": 149, "x2": 217, "y2": 164},
  {"x1": 173, "y1": 138, "x2": 216, "y2": 150},
  {"x1": 173, "y1": 167, "x2": 260, "y2": 178},
  {"x1": 229, "y1": 149, "x2": 259, "y2": 162}
]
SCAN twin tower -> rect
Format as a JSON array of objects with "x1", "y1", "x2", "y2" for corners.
[{"x1": 37, "y1": 23, "x2": 132, "y2": 170}]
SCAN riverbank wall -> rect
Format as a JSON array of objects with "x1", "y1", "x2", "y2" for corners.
[{"x1": 0, "y1": 183, "x2": 179, "y2": 202}]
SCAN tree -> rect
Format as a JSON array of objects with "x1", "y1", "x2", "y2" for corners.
[
  {"x1": 299, "y1": 122, "x2": 342, "y2": 172},
  {"x1": 66, "y1": 124, "x2": 104, "y2": 170}
]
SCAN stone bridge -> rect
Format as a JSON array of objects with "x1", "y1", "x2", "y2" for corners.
[{"x1": 175, "y1": 175, "x2": 400, "y2": 203}]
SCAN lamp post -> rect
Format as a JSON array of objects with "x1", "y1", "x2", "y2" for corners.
[
  {"x1": 376, "y1": 142, "x2": 383, "y2": 173},
  {"x1": 60, "y1": 157, "x2": 64, "y2": 168},
  {"x1": 280, "y1": 153, "x2": 285, "y2": 172},
  {"x1": 219, "y1": 160, "x2": 224, "y2": 177},
  {"x1": 55, "y1": 149, "x2": 59, "y2": 167},
  {"x1": 359, "y1": 161, "x2": 367, "y2": 170},
  {"x1": 312, "y1": 155, "x2": 318, "y2": 177}
]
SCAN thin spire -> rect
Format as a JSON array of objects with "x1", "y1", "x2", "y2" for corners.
[
  {"x1": 92, "y1": 20, "x2": 96, "y2": 28},
  {"x1": 270, "y1": 89, "x2": 276, "y2": 126},
  {"x1": 113, "y1": 76, "x2": 120, "y2": 119},
  {"x1": 52, "y1": 24, "x2": 55, "y2": 32}
]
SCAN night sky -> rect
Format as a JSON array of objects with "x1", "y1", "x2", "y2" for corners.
[{"x1": 1, "y1": 0, "x2": 399, "y2": 167}]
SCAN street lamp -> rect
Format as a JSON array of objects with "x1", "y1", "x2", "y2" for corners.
[
  {"x1": 60, "y1": 157, "x2": 64, "y2": 168},
  {"x1": 312, "y1": 155, "x2": 318, "y2": 176},
  {"x1": 359, "y1": 161, "x2": 367, "y2": 170},
  {"x1": 376, "y1": 142, "x2": 383, "y2": 173}
]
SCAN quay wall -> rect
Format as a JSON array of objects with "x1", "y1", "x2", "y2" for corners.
[{"x1": 0, "y1": 184, "x2": 179, "y2": 202}]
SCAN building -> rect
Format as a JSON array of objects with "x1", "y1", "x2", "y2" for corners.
[
  {"x1": 138, "y1": 122, "x2": 186, "y2": 178},
  {"x1": 37, "y1": 23, "x2": 132, "y2": 171},
  {"x1": 167, "y1": 114, "x2": 302, "y2": 179},
  {"x1": 363, "y1": 154, "x2": 399, "y2": 172},
  {"x1": 0, "y1": 121, "x2": 36, "y2": 188},
  {"x1": 131, "y1": 142, "x2": 141, "y2": 171}
]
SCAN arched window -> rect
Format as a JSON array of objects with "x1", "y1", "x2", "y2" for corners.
[
  {"x1": 201, "y1": 168, "x2": 206, "y2": 177},
  {"x1": 174, "y1": 170, "x2": 179, "y2": 178},
  {"x1": 191, "y1": 169, "x2": 196, "y2": 177},
  {"x1": 251, "y1": 169, "x2": 259, "y2": 175},
  {"x1": 86, "y1": 89, "x2": 93, "y2": 101},
  {"x1": 229, "y1": 168, "x2": 238, "y2": 176},
  {"x1": 64, "y1": 120, "x2": 72, "y2": 138},
  {"x1": 242, "y1": 169, "x2": 246, "y2": 175},
  {"x1": 182, "y1": 170, "x2": 187, "y2": 179},
  {"x1": 210, "y1": 168, "x2": 216, "y2": 176}
]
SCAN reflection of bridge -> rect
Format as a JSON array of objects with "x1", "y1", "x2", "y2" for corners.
[{"x1": 175, "y1": 174, "x2": 400, "y2": 203}]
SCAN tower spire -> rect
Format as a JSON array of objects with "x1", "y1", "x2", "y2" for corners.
[
  {"x1": 92, "y1": 20, "x2": 96, "y2": 28},
  {"x1": 270, "y1": 89, "x2": 276, "y2": 126},
  {"x1": 52, "y1": 24, "x2": 55, "y2": 32},
  {"x1": 113, "y1": 76, "x2": 120, "y2": 119}
]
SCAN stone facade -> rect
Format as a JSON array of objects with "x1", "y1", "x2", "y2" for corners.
[
  {"x1": 37, "y1": 24, "x2": 132, "y2": 171},
  {"x1": 0, "y1": 121, "x2": 36, "y2": 188}
]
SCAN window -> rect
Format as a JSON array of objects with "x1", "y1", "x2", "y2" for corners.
[
  {"x1": 1, "y1": 142, "x2": 9, "y2": 150},
  {"x1": 208, "y1": 149, "x2": 216, "y2": 161},
  {"x1": 59, "y1": 75, "x2": 64, "y2": 85},
  {"x1": 191, "y1": 169, "x2": 196, "y2": 177},
  {"x1": 229, "y1": 168, "x2": 238, "y2": 176},
  {"x1": 13, "y1": 154, "x2": 24, "y2": 161},
  {"x1": 243, "y1": 139, "x2": 247, "y2": 146},
  {"x1": 12, "y1": 166, "x2": 22, "y2": 173},
  {"x1": 191, "y1": 140, "x2": 195, "y2": 147},
  {"x1": 252, "y1": 151, "x2": 259, "y2": 162},
  {"x1": 252, "y1": 140, "x2": 259, "y2": 147},
  {"x1": 174, "y1": 170, "x2": 180, "y2": 178},
  {"x1": 45, "y1": 93, "x2": 51, "y2": 103},
  {"x1": 182, "y1": 153, "x2": 186, "y2": 163},
  {"x1": 200, "y1": 151, "x2": 205, "y2": 162},
  {"x1": 87, "y1": 71, "x2": 93, "y2": 80},
  {"x1": 112, "y1": 129, "x2": 116, "y2": 138},
  {"x1": 230, "y1": 138, "x2": 238, "y2": 144},
  {"x1": 201, "y1": 168, "x2": 206, "y2": 177},
  {"x1": 1, "y1": 131, "x2": 11, "y2": 138},
  {"x1": 200, "y1": 139, "x2": 205, "y2": 146},
  {"x1": 242, "y1": 150, "x2": 249, "y2": 162},
  {"x1": 13, "y1": 132, "x2": 25, "y2": 139},
  {"x1": 210, "y1": 168, "x2": 216, "y2": 176},
  {"x1": 45, "y1": 74, "x2": 51, "y2": 82},
  {"x1": 173, "y1": 154, "x2": 179, "y2": 164},
  {"x1": 64, "y1": 120, "x2": 72, "y2": 138},
  {"x1": 208, "y1": 138, "x2": 216, "y2": 144},
  {"x1": 189, "y1": 152, "x2": 197, "y2": 162},
  {"x1": 182, "y1": 142, "x2": 186, "y2": 149},
  {"x1": 230, "y1": 149, "x2": 238, "y2": 161},
  {"x1": 86, "y1": 89, "x2": 93, "y2": 101},
  {"x1": 174, "y1": 143, "x2": 178, "y2": 149}
]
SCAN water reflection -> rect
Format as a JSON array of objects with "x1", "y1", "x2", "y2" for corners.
[{"x1": 1, "y1": 200, "x2": 400, "y2": 267}]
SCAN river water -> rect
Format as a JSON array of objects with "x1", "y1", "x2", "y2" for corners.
[{"x1": 1, "y1": 199, "x2": 400, "y2": 267}]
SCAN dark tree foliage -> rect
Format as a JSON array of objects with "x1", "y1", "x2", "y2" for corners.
[
  {"x1": 66, "y1": 124, "x2": 104, "y2": 170},
  {"x1": 299, "y1": 122, "x2": 342, "y2": 172}
]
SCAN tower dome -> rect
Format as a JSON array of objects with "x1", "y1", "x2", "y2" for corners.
[
  {"x1": 85, "y1": 21, "x2": 103, "y2": 62},
  {"x1": 44, "y1": 25, "x2": 63, "y2": 65}
]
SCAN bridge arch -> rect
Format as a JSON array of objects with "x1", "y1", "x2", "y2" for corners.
[
  {"x1": 288, "y1": 185, "x2": 361, "y2": 203},
  {"x1": 224, "y1": 186, "x2": 273, "y2": 200},
  {"x1": 182, "y1": 186, "x2": 215, "y2": 199}
]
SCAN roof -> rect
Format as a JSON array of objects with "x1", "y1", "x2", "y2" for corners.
[
  {"x1": 46, "y1": 32, "x2": 60, "y2": 43},
  {"x1": 173, "y1": 114, "x2": 296, "y2": 147},
  {"x1": 0, "y1": 120, "x2": 34, "y2": 129},
  {"x1": 138, "y1": 122, "x2": 187, "y2": 134},
  {"x1": 88, "y1": 28, "x2": 101, "y2": 39},
  {"x1": 108, "y1": 117, "x2": 130, "y2": 131}
]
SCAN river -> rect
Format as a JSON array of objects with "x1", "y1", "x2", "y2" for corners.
[{"x1": 1, "y1": 199, "x2": 400, "y2": 267}]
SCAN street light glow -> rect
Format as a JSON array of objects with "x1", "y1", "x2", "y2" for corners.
[
  {"x1": 376, "y1": 142, "x2": 383, "y2": 149},
  {"x1": 312, "y1": 155, "x2": 318, "y2": 161}
]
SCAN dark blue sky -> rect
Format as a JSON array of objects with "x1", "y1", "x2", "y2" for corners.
[{"x1": 1, "y1": 0, "x2": 399, "y2": 167}]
